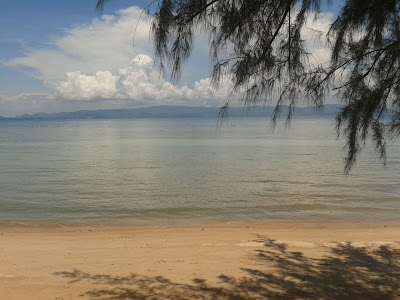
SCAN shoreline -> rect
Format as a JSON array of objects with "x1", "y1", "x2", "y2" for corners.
[
  {"x1": 2, "y1": 216, "x2": 400, "y2": 231},
  {"x1": 1, "y1": 222, "x2": 400, "y2": 299}
]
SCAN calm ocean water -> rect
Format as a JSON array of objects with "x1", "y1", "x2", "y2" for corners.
[{"x1": 1, "y1": 117, "x2": 399, "y2": 225}]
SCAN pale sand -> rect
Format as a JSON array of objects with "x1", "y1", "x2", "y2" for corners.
[{"x1": 1, "y1": 223, "x2": 400, "y2": 299}]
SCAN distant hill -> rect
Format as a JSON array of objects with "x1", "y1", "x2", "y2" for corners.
[{"x1": 9, "y1": 105, "x2": 340, "y2": 120}]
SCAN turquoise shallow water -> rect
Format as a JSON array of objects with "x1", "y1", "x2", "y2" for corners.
[{"x1": 0, "y1": 117, "x2": 399, "y2": 225}]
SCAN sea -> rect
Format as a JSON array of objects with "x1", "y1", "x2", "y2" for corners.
[{"x1": 1, "y1": 117, "x2": 399, "y2": 225}]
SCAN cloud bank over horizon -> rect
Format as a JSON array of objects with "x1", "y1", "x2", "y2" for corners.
[
  {"x1": 1, "y1": 6, "x2": 230, "y2": 116},
  {"x1": 1, "y1": 6, "x2": 334, "y2": 117}
]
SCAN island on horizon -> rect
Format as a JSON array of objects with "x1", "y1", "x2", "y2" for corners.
[{"x1": 1, "y1": 104, "x2": 341, "y2": 120}]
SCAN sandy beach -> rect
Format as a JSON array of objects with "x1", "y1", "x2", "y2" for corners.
[{"x1": 1, "y1": 222, "x2": 400, "y2": 299}]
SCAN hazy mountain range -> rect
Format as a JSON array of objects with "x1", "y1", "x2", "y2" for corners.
[{"x1": 1, "y1": 105, "x2": 341, "y2": 120}]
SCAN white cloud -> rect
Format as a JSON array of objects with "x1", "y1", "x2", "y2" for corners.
[
  {"x1": 6, "y1": 7, "x2": 154, "y2": 86},
  {"x1": 302, "y1": 12, "x2": 334, "y2": 67},
  {"x1": 3, "y1": 6, "x2": 226, "y2": 112},
  {"x1": 0, "y1": 93, "x2": 55, "y2": 117},
  {"x1": 53, "y1": 53, "x2": 232, "y2": 105},
  {"x1": 0, "y1": 51, "x2": 232, "y2": 116},
  {"x1": 56, "y1": 71, "x2": 119, "y2": 100}
]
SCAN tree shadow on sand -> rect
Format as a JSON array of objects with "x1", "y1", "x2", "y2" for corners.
[{"x1": 54, "y1": 237, "x2": 400, "y2": 299}]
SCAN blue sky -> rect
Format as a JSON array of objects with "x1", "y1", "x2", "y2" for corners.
[
  {"x1": 0, "y1": 0, "x2": 341, "y2": 117},
  {"x1": 0, "y1": 0, "x2": 151, "y2": 96}
]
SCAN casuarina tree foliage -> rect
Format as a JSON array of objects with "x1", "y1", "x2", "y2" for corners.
[{"x1": 97, "y1": 0, "x2": 400, "y2": 172}]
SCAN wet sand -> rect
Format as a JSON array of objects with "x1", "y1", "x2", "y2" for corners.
[{"x1": 1, "y1": 222, "x2": 400, "y2": 299}]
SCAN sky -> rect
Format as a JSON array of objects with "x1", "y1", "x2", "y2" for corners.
[{"x1": 0, "y1": 0, "x2": 341, "y2": 117}]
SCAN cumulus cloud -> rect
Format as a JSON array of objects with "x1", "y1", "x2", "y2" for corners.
[
  {"x1": 56, "y1": 71, "x2": 119, "y2": 100},
  {"x1": 3, "y1": 6, "x2": 226, "y2": 110},
  {"x1": 6, "y1": 7, "x2": 154, "y2": 85},
  {"x1": 54, "y1": 53, "x2": 232, "y2": 105}
]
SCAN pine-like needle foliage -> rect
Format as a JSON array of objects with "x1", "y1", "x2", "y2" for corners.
[
  {"x1": 98, "y1": 0, "x2": 400, "y2": 172},
  {"x1": 327, "y1": 0, "x2": 400, "y2": 171}
]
